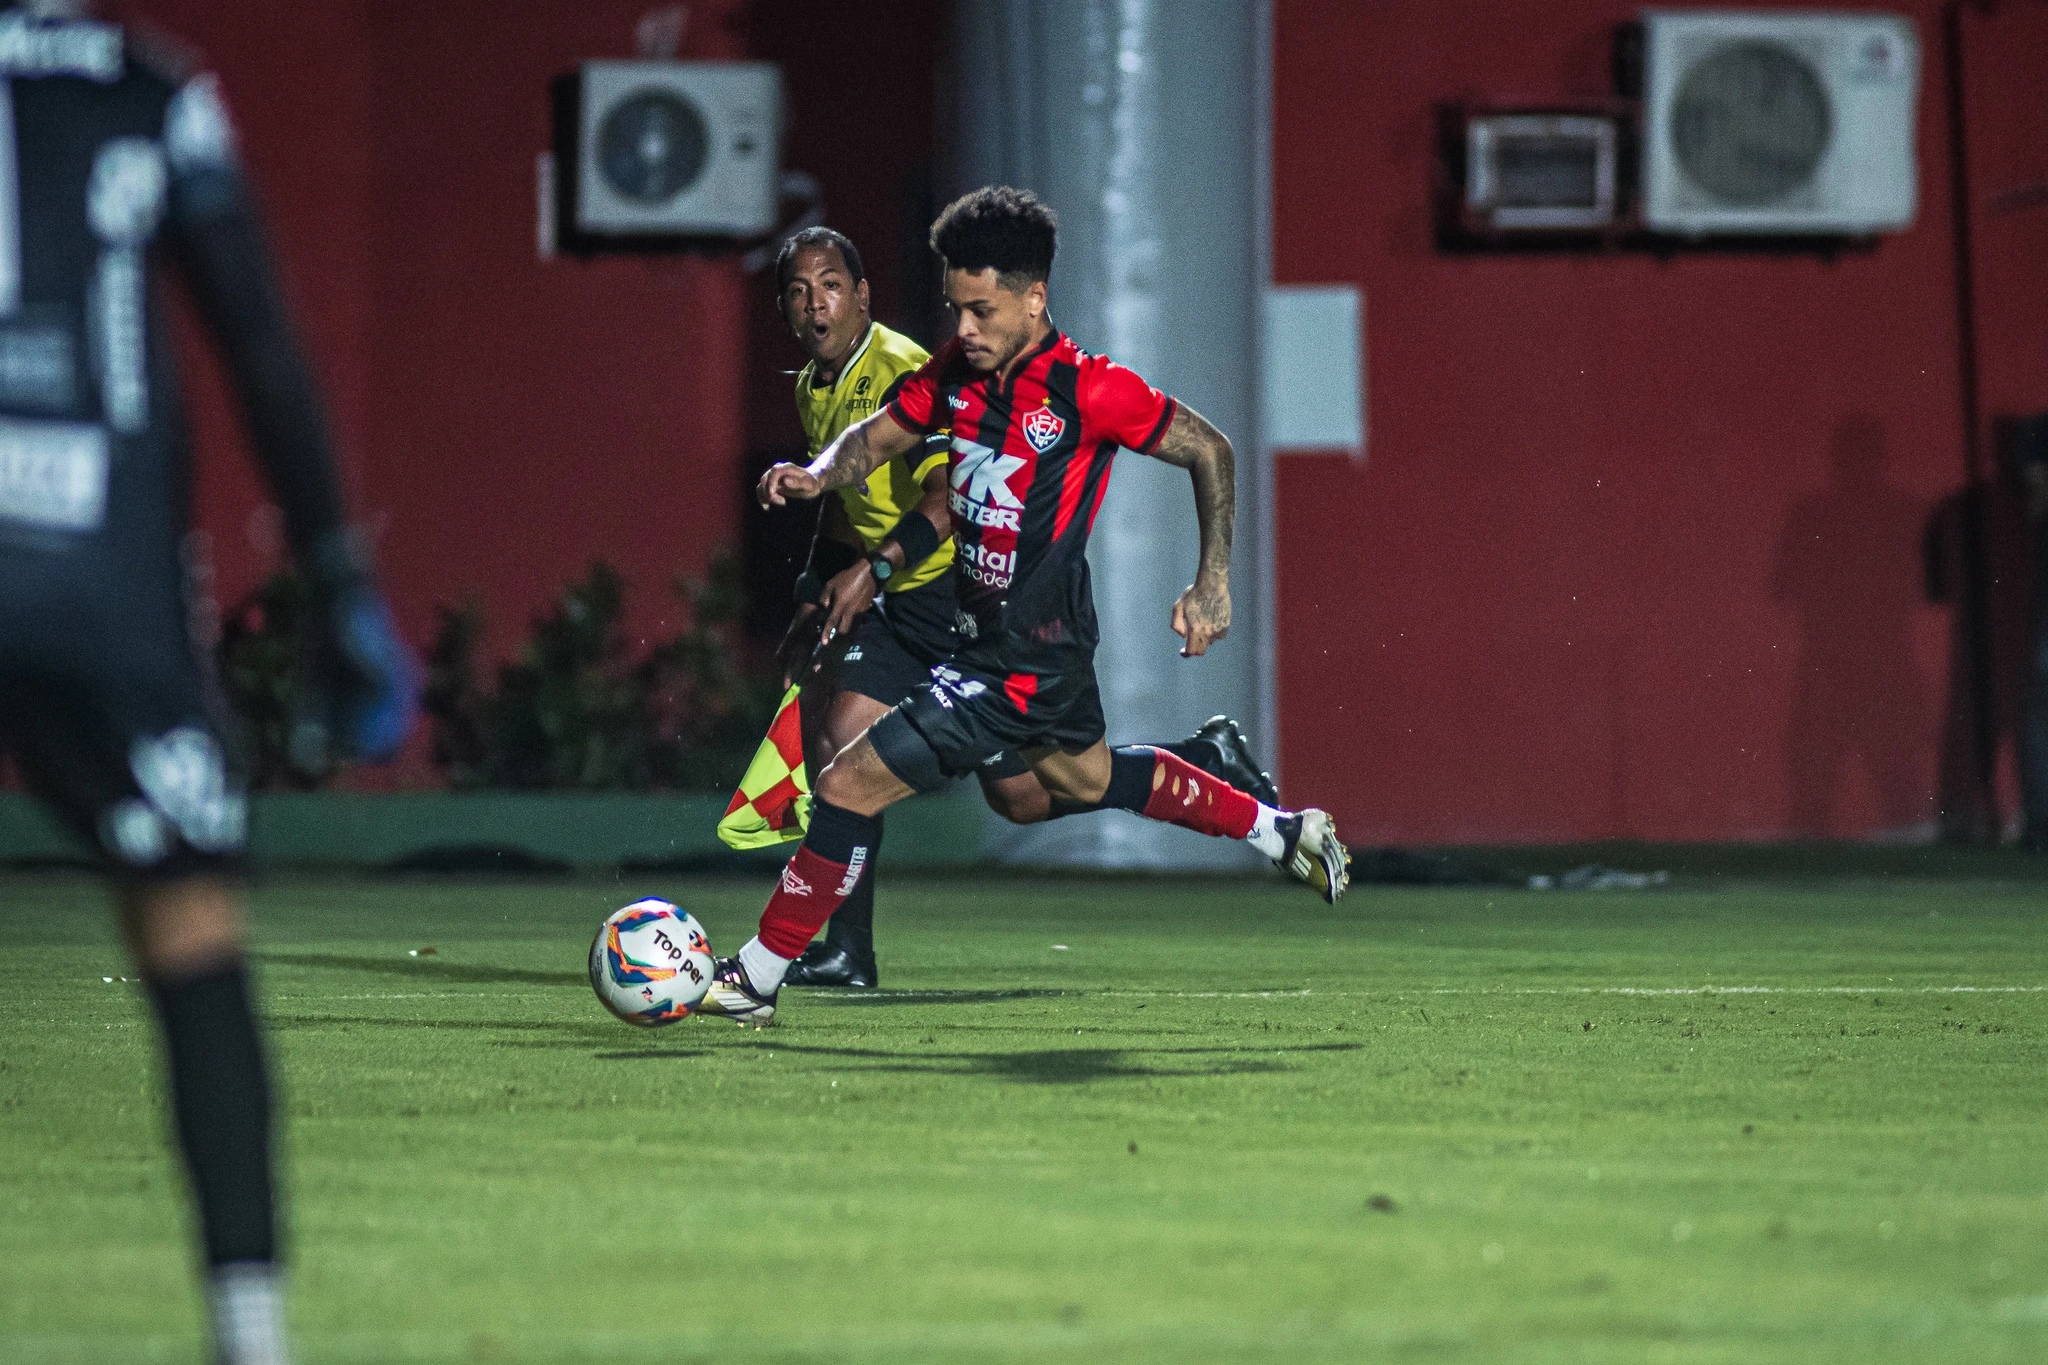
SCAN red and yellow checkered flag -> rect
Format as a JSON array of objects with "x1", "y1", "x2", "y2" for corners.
[{"x1": 716, "y1": 685, "x2": 811, "y2": 849}]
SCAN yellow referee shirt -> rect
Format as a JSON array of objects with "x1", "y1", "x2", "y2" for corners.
[{"x1": 796, "y1": 321, "x2": 953, "y2": 593}]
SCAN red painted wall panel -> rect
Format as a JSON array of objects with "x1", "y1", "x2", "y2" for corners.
[
  {"x1": 1271, "y1": 0, "x2": 2047, "y2": 843},
  {"x1": 131, "y1": 0, "x2": 751, "y2": 665},
  {"x1": 102, "y1": 1, "x2": 2043, "y2": 830}
]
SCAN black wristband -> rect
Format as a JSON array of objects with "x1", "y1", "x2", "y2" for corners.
[{"x1": 883, "y1": 510, "x2": 942, "y2": 572}]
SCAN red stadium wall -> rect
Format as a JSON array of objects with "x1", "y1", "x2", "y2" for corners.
[
  {"x1": 118, "y1": 0, "x2": 940, "y2": 786},
  {"x1": 1269, "y1": 0, "x2": 2048, "y2": 843},
  {"x1": 102, "y1": 1, "x2": 2048, "y2": 836},
  {"x1": 129, "y1": 0, "x2": 757, "y2": 655}
]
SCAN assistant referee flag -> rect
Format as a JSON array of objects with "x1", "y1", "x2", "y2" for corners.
[{"x1": 716, "y1": 686, "x2": 810, "y2": 848}]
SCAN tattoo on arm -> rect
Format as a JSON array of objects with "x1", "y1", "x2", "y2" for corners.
[
  {"x1": 812, "y1": 422, "x2": 876, "y2": 491},
  {"x1": 811, "y1": 410, "x2": 919, "y2": 491},
  {"x1": 1150, "y1": 404, "x2": 1235, "y2": 581}
]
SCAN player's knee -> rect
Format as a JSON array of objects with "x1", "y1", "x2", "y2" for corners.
[
  {"x1": 981, "y1": 775, "x2": 1051, "y2": 825},
  {"x1": 816, "y1": 736, "x2": 917, "y2": 816},
  {"x1": 812, "y1": 757, "x2": 866, "y2": 809},
  {"x1": 119, "y1": 877, "x2": 246, "y2": 979}
]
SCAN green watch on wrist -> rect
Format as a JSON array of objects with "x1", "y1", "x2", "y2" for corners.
[{"x1": 866, "y1": 551, "x2": 894, "y2": 584}]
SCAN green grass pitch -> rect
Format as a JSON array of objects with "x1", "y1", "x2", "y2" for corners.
[{"x1": 2, "y1": 865, "x2": 2046, "y2": 1363}]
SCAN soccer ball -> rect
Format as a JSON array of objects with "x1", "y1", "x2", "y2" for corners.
[{"x1": 588, "y1": 899, "x2": 714, "y2": 1026}]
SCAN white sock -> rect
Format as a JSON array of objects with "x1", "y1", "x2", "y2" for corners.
[
  {"x1": 208, "y1": 1262, "x2": 290, "y2": 1365},
  {"x1": 738, "y1": 936, "x2": 792, "y2": 994},
  {"x1": 1245, "y1": 804, "x2": 1291, "y2": 859}
]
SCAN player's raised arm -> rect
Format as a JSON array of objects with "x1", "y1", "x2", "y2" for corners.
[
  {"x1": 1146, "y1": 402, "x2": 1236, "y2": 657},
  {"x1": 757, "y1": 408, "x2": 922, "y2": 508}
]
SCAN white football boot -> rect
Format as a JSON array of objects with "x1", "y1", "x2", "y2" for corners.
[
  {"x1": 695, "y1": 956, "x2": 778, "y2": 1027},
  {"x1": 1276, "y1": 808, "x2": 1351, "y2": 904}
]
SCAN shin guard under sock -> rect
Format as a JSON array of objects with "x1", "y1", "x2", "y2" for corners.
[
  {"x1": 757, "y1": 799, "x2": 882, "y2": 960},
  {"x1": 823, "y1": 817, "x2": 881, "y2": 952},
  {"x1": 1049, "y1": 746, "x2": 1261, "y2": 840},
  {"x1": 1142, "y1": 748, "x2": 1260, "y2": 838},
  {"x1": 144, "y1": 961, "x2": 278, "y2": 1268}
]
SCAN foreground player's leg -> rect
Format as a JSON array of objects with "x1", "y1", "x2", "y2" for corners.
[
  {"x1": 979, "y1": 714, "x2": 1279, "y2": 826},
  {"x1": 1033, "y1": 742, "x2": 1350, "y2": 903},
  {"x1": 784, "y1": 688, "x2": 892, "y2": 989},
  {"x1": 698, "y1": 734, "x2": 912, "y2": 1026},
  {"x1": 120, "y1": 879, "x2": 290, "y2": 1365}
]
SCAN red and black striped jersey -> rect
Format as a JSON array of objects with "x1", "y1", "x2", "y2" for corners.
[{"x1": 887, "y1": 329, "x2": 1176, "y2": 666}]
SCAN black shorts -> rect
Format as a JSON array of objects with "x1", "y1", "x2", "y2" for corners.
[
  {"x1": 833, "y1": 576, "x2": 958, "y2": 709},
  {"x1": 0, "y1": 596, "x2": 248, "y2": 878},
  {"x1": 893, "y1": 649, "x2": 1106, "y2": 781}
]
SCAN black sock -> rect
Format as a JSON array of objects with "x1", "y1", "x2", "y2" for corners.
[
  {"x1": 1047, "y1": 746, "x2": 1158, "y2": 819},
  {"x1": 145, "y1": 960, "x2": 278, "y2": 1267},
  {"x1": 823, "y1": 815, "x2": 880, "y2": 953}
]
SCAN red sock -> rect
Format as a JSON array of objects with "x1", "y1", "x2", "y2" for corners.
[
  {"x1": 757, "y1": 843, "x2": 869, "y2": 958},
  {"x1": 1141, "y1": 749, "x2": 1259, "y2": 839}
]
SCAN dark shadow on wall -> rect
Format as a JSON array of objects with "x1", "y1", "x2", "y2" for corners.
[
  {"x1": 1924, "y1": 453, "x2": 2034, "y2": 841},
  {"x1": 1773, "y1": 416, "x2": 1938, "y2": 836},
  {"x1": 735, "y1": 0, "x2": 946, "y2": 640}
]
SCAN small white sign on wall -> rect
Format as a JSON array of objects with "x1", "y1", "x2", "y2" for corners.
[{"x1": 1262, "y1": 284, "x2": 1365, "y2": 461}]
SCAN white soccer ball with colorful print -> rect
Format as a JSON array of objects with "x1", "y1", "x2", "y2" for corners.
[{"x1": 588, "y1": 899, "x2": 714, "y2": 1026}]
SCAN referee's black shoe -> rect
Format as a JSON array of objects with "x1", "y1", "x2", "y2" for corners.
[
  {"x1": 783, "y1": 939, "x2": 878, "y2": 988},
  {"x1": 1175, "y1": 715, "x2": 1280, "y2": 807}
]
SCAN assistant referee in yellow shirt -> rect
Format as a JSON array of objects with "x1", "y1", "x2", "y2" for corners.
[{"x1": 772, "y1": 227, "x2": 1019, "y2": 986}]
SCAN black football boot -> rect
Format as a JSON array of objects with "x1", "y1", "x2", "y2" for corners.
[
  {"x1": 783, "y1": 938, "x2": 878, "y2": 988},
  {"x1": 1159, "y1": 714, "x2": 1280, "y2": 807}
]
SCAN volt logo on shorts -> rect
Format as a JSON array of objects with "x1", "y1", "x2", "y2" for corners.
[
  {"x1": 931, "y1": 666, "x2": 988, "y2": 700},
  {"x1": 949, "y1": 437, "x2": 1024, "y2": 530}
]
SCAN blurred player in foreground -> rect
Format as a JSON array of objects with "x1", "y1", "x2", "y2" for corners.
[
  {"x1": 768, "y1": 225, "x2": 1278, "y2": 988},
  {"x1": 703, "y1": 187, "x2": 1347, "y2": 1026},
  {"x1": 0, "y1": 7, "x2": 416, "y2": 1361}
]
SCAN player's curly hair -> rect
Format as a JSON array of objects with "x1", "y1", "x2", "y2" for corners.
[
  {"x1": 930, "y1": 186, "x2": 1057, "y2": 288},
  {"x1": 775, "y1": 226, "x2": 865, "y2": 293}
]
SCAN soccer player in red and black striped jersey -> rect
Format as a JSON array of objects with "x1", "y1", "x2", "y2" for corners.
[{"x1": 699, "y1": 187, "x2": 1349, "y2": 1027}]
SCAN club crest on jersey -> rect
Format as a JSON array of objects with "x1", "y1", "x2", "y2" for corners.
[{"x1": 1022, "y1": 406, "x2": 1065, "y2": 453}]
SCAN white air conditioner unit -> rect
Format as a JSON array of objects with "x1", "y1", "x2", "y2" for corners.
[
  {"x1": 1641, "y1": 9, "x2": 1918, "y2": 235},
  {"x1": 570, "y1": 61, "x2": 781, "y2": 238}
]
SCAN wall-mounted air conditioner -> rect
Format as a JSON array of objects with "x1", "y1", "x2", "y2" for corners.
[
  {"x1": 553, "y1": 61, "x2": 782, "y2": 250},
  {"x1": 1640, "y1": 9, "x2": 1918, "y2": 236}
]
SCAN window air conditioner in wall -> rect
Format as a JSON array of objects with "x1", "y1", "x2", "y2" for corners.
[
  {"x1": 1465, "y1": 114, "x2": 1619, "y2": 231},
  {"x1": 1640, "y1": 9, "x2": 1918, "y2": 236},
  {"x1": 555, "y1": 61, "x2": 782, "y2": 248}
]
